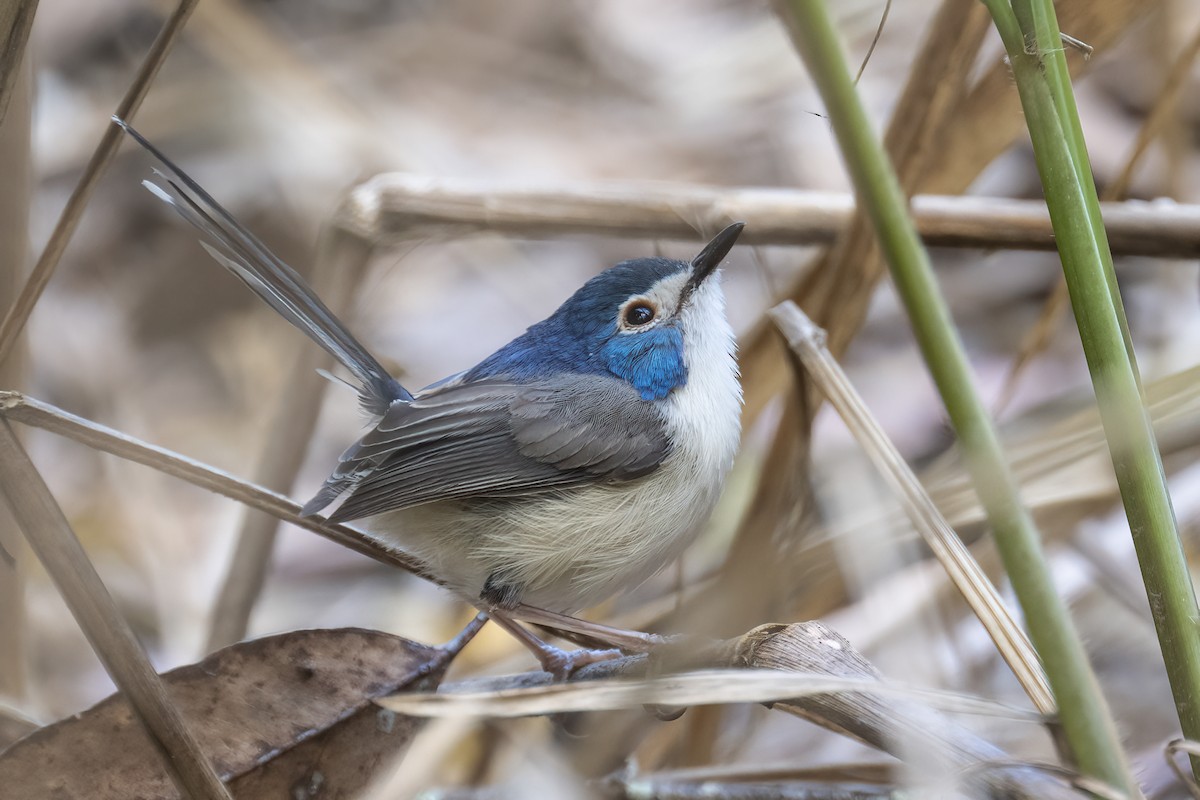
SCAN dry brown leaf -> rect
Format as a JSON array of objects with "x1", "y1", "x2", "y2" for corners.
[{"x1": 0, "y1": 628, "x2": 445, "y2": 799}]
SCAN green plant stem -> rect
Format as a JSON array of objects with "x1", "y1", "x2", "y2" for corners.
[
  {"x1": 1010, "y1": 1, "x2": 1139, "y2": 372},
  {"x1": 774, "y1": 0, "x2": 1137, "y2": 793},
  {"x1": 996, "y1": 0, "x2": 1200, "y2": 776}
]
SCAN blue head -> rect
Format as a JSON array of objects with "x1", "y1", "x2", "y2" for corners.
[{"x1": 466, "y1": 224, "x2": 744, "y2": 401}]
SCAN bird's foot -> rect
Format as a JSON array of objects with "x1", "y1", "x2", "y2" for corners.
[
  {"x1": 486, "y1": 610, "x2": 626, "y2": 680},
  {"x1": 536, "y1": 644, "x2": 625, "y2": 681}
]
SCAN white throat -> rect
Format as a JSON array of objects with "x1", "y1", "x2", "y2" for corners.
[{"x1": 663, "y1": 273, "x2": 742, "y2": 484}]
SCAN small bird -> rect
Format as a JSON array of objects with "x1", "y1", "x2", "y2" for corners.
[{"x1": 117, "y1": 120, "x2": 744, "y2": 673}]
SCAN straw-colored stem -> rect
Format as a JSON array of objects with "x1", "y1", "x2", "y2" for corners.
[
  {"x1": 1106, "y1": 23, "x2": 1200, "y2": 201},
  {"x1": 0, "y1": 420, "x2": 231, "y2": 800},
  {"x1": 335, "y1": 174, "x2": 1200, "y2": 259},
  {"x1": 994, "y1": 0, "x2": 1200, "y2": 777},
  {"x1": 774, "y1": 0, "x2": 1137, "y2": 791},
  {"x1": 0, "y1": 0, "x2": 199, "y2": 368},
  {"x1": 0, "y1": 0, "x2": 37, "y2": 128},
  {"x1": 0, "y1": 43, "x2": 32, "y2": 699},
  {"x1": 768, "y1": 301, "x2": 1054, "y2": 715},
  {"x1": 0, "y1": 390, "x2": 433, "y2": 580}
]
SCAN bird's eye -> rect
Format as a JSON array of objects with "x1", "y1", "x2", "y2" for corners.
[{"x1": 623, "y1": 301, "x2": 656, "y2": 327}]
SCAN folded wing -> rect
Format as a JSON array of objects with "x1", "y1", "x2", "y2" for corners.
[{"x1": 315, "y1": 373, "x2": 670, "y2": 522}]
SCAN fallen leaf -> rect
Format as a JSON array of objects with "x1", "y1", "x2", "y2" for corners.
[{"x1": 0, "y1": 628, "x2": 445, "y2": 798}]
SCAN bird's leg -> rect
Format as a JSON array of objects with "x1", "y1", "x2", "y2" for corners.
[
  {"x1": 479, "y1": 571, "x2": 626, "y2": 678},
  {"x1": 423, "y1": 612, "x2": 489, "y2": 675},
  {"x1": 443, "y1": 611, "x2": 489, "y2": 657},
  {"x1": 488, "y1": 610, "x2": 623, "y2": 680}
]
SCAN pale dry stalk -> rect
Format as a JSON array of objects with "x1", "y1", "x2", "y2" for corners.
[{"x1": 0, "y1": 420, "x2": 231, "y2": 800}]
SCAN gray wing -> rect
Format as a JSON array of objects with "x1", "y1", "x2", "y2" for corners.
[{"x1": 312, "y1": 374, "x2": 670, "y2": 522}]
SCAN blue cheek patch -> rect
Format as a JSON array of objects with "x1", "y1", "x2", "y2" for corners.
[{"x1": 602, "y1": 326, "x2": 688, "y2": 401}]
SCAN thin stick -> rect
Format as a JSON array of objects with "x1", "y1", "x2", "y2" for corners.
[
  {"x1": 0, "y1": 390, "x2": 434, "y2": 581},
  {"x1": 852, "y1": 0, "x2": 892, "y2": 83},
  {"x1": 0, "y1": 0, "x2": 200, "y2": 368},
  {"x1": 0, "y1": 0, "x2": 38, "y2": 128},
  {"x1": 334, "y1": 175, "x2": 1200, "y2": 258},
  {"x1": 0, "y1": 420, "x2": 231, "y2": 800},
  {"x1": 0, "y1": 43, "x2": 32, "y2": 699},
  {"x1": 205, "y1": 232, "x2": 374, "y2": 651},
  {"x1": 768, "y1": 301, "x2": 1054, "y2": 715},
  {"x1": 509, "y1": 605, "x2": 667, "y2": 654}
]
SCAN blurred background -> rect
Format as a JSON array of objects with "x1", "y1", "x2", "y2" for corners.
[{"x1": 4, "y1": 0, "x2": 1200, "y2": 794}]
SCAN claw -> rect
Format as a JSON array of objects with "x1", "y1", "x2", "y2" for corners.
[{"x1": 538, "y1": 645, "x2": 624, "y2": 681}]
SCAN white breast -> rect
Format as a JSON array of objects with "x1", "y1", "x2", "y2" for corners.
[{"x1": 661, "y1": 275, "x2": 743, "y2": 491}]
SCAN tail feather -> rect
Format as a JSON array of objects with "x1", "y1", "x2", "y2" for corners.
[{"x1": 115, "y1": 117, "x2": 411, "y2": 416}]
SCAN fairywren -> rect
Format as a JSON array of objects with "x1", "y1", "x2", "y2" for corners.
[{"x1": 117, "y1": 121, "x2": 743, "y2": 661}]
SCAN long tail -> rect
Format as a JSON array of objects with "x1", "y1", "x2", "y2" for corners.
[{"x1": 114, "y1": 117, "x2": 411, "y2": 416}]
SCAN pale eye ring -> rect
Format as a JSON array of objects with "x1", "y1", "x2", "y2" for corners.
[{"x1": 622, "y1": 300, "x2": 656, "y2": 328}]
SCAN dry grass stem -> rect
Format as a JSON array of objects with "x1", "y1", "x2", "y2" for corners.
[
  {"x1": 0, "y1": 420, "x2": 232, "y2": 800},
  {"x1": 602, "y1": 778, "x2": 896, "y2": 800},
  {"x1": 507, "y1": 605, "x2": 667, "y2": 653},
  {"x1": 382, "y1": 670, "x2": 1033, "y2": 720},
  {"x1": 625, "y1": 762, "x2": 893, "y2": 786},
  {"x1": 205, "y1": 232, "x2": 375, "y2": 651},
  {"x1": 0, "y1": 0, "x2": 37, "y2": 128},
  {"x1": 768, "y1": 301, "x2": 1055, "y2": 715},
  {"x1": 1105, "y1": 23, "x2": 1200, "y2": 201},
  {"x1": 337, "y1": 176, "x2": 1200, "y2": 258},
  {"x1": 0, "y1": 44, "x2": 32, "y2": 700},
  {"x1": 0, "y1": 390, "x2": 435, "y2": 581},
  {"x1": 0, "y1": 0, "x2": 199, "y2": 369}
]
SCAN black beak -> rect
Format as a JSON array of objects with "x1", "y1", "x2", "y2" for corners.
[{"x1": 679, "y1": 222, "x2": 745, "y2": 306}]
